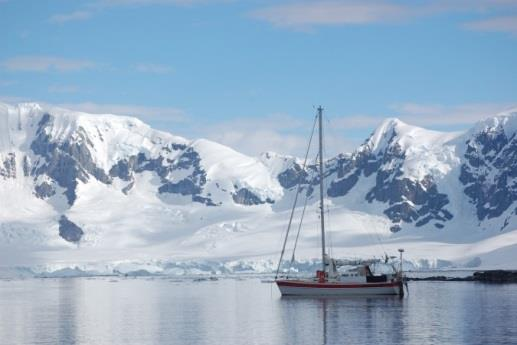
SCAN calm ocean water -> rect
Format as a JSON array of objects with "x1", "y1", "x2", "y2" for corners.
[{"x1": 1, "y1": 277, "x2": 516, "y2": 345}]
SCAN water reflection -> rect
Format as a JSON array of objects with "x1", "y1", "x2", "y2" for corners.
[
  {"x1": 279, "y1": 296, "x2": 406, "y2": 345},
  {"x1": 1, "y1": 279, "x2": 516, "y2": 345},
  {"x1": 58, "y1": 279, "x2": 79, "y2": 344}
]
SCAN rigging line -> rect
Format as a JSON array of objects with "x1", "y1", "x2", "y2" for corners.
[
  {"x1": 322, "y1": 116, "x2": 333, "y2": 259},
  {"x1": 288, "y1": 185, "x2": 310, "y2": 274},
  {"x1": 325, "y1": 114, "x2": 388, "y2": 260},
  {"x1": 274, "y1": 114, "x2": 318, "y2": 280},
  {"x1": 363, "y1": 224, "x2": 385, "y2": 260},
  {"x1": 326, "y1": 201, "x2": 333, "y2": 258},
  {"x1": 373, "y1": 227, "x2": 388, "y2": 261}
]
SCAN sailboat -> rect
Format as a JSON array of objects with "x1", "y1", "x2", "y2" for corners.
[{"x1": 275, "y1": 106, "x2": 406, "y2": 296}]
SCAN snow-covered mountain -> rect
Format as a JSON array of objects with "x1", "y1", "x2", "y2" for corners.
[{"x1": 1, "y1": 102, "x2": 517, "y2": 273}]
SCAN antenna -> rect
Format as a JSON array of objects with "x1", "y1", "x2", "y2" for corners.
[{"x1": 398, "y1": 248, "x2": 404, "y2": 274}]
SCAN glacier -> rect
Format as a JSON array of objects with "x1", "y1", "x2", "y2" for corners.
[{"x1": 1, "y1": 102, "x2": 517, "y2": 276}]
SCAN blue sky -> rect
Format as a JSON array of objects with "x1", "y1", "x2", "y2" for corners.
[{"x1": 1, "y1": 0, "x2": 517, "y2": 156}]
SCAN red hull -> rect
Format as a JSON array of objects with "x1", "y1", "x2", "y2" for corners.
[
  {"x1": 276, "y1": 280, "x2": 400, "y2": 289},
  {"x1": 276, "y1": 279, "x2": 403, "y2": 296}
]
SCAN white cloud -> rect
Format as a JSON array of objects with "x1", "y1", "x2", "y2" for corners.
[
  {"x1": 389, "y1": 102, "x2": 517, "y2": 127},
  {"x1": 251, "y1": 0, "x2": 517, "y2": 31},
  {"x1": 327, "y1": 114, "x2": 388, "y2": 130},
  {"x1": 0, "y1": 80, "x2": 17, "y2": 87},
  {"x1": 0, "y1": 95, "x2": 30, "y2": 103},
  {"x1": 251, "y1": 1, "x2": 414, "y2": 29},
  {"x1": 0, "y1": 96, "x2": 187, "y2": 124},
  {"x1": 464, "y1": 15, "x2": 517, "y2": 35},
  {"x1": 135, "y1": 63, "x2": 173, "y2": 74},
  {"x1": 53, "y1": 101, "x2": 187, "y2": 123},
  {"x1": 97, "y1": 0, "x2": 212, "y2": 5},
  {"x1": 239, "y1": 102, "x2": 516, "y2": 157},
  {"x1": 2, "y1": 96, "x2": 515, "y2": 158},
  {"x1": 49, "y1": 0, "x2": 228, "y2": 23},
  {"x1": 0, "y1": 56, "x2": 96, "y2": 72},
  {"x1": 209, "y1": 127, "x2": 313, "y2": 157},
  {"x1": 49, "y1": 10, "x2": 93, "y2": 23},
  {"x1": 39, "y1": 102, "x2": 517, "y2": 157},
  {"x1": 325, "y1": 102, "x2": 517, "y2": 135},
  {"x1": 196, "y1": 113, "x2": 358, "y2": 157}
]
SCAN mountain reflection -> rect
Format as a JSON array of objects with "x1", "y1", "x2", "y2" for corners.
[
  {"x1": 1, "y1": 279, "x2": 516, "y2": 345},
  {"x1": 279, "y1": 295, "x2": 405, "y2": 345}
]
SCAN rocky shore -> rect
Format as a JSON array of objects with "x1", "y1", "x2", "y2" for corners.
[{"x1": 408, "y1": 270, "x2": 517, "y2": 283}]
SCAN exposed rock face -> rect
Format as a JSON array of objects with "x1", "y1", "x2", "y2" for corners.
[
  {"x1": 277, "y1": 162, "x2": 310, "y2": 189},
  {"x1": 109, "y1": 147, "x2": 218, "y2": 206},
  {"x1": 28, "y1": 112, "x2": 217, "y2": 207},
  {"x1": 326, "y1": 149, "x2": 381, "y2": 198},
  {"x1": 156, "y1": 148, "x2": 216, "y2": 206},
  {"x1": 109, "y1": 157, "x2": 136, "y2": 181},
  {"x1": 327, "y1": 147, "x2": 381, "y2": 198},
  {"x1": 31, "y1": 114, "x2": 110, "y2": 205},
  {"x1": 34, "y1": 182, "x2": 56, "y2": 199},
  {"x1": 22, "y1": 155, "x2": 30, "y2": 177},
  {"x1": 0, "y1": 153, "x2": 16, "y2": 179},
  {"x1": 121, "y1": 181, "x2": 134, "y2": 195},
  {"x1": 313, "y1": 125, "x2": 453, "y2": 231},
  {"x1": 267, "y1": 117, "x2": 517, "y2": 233},
  {"x1": 2, "y1": 102, "x2": 517, "y2": 247},
  {"x1": 160, "y1": 179, "x2": 201, "y2": 196},
  {"x1": 232, "y1": 187, "x2": 273, "y2": 205},
  {"x1": 460, "y1": 126, "x2": 517, "y2": 222},
  {"x1": 58, "y1": 216, "x2": 84, "y2": 243},
  {"x1": 368, "y1": 174, "x2": 452, "y2": 229}
]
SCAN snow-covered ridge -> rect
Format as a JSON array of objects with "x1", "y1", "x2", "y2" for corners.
[
  {"x1": 1, "y1": 101, "x2": 517, "y2": 271},
  {"x1": 0, "y1": 102, "x2": 189, "y2": 170},
  {"x1": 467, "y1": 107, "x2": 517, "y2": 139},
  {"x1": 1, "y1": 102, "x2": 283, "y2": 204},
  {"x1": 359, "y1": 117, "x2": 463, "y2": 180},
  {"x1": 363, "y1": 118, "x2": 461, "y2": 153}
]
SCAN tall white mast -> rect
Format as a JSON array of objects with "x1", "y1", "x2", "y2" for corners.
[{"x1": 318, "y1": 106, "x2": 326, "y2": 275}]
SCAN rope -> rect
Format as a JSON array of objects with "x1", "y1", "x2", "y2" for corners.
[
  {"x1": 323, "y1": 114, "x2": 388, "y2": 263},
  {"x1": 287, "y1": 187, "x2": 310, "y2": 276},
  {"x1": 274, "y1": 115, "x2": 318, "y2": 279}
]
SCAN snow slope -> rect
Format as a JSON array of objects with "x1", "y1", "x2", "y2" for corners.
[{"x1": 1, "y1": 102, "x2": 517, "y2": 275}]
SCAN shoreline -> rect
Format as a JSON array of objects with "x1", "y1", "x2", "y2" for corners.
[{"x1": 407, "y1": 270, "x2": 517, "y2": 283}]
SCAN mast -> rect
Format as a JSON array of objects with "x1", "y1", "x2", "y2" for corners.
[{"x1": 318, "y1": 106, "x2": 326, "y2": 275}]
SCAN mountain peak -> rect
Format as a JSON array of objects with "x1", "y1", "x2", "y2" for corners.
[
  {"x1": 379, "y1": 117, "x2": 407, "y2": 128},
  {"x1": 363, "y1": 117, "x2": 461, "y2": 154},
  {"x1": 364, "y1": 117, "x2": 417, "y2": 153},
  {"x1": 1, "y1": 101, "x2": 517, "y2": 268},
  {"x1": 469, "y1": 107, "x2": 517, "y2": 137}
]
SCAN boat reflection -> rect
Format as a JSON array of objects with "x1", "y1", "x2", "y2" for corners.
[{"x1": 279, "y1": 295, "x2": 406, "y2": 345}]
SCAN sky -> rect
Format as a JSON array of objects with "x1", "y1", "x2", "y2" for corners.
[{"x1": 1, "y1": 0, "x2": 517, "y2": 157}]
